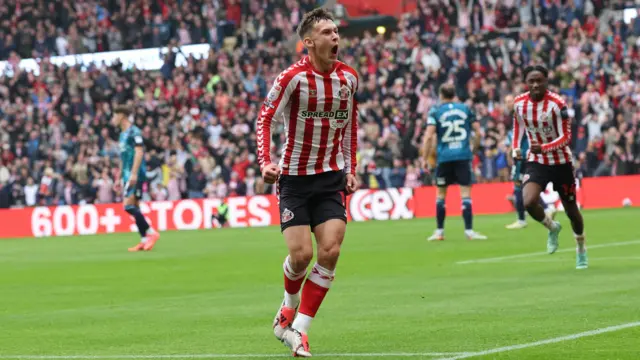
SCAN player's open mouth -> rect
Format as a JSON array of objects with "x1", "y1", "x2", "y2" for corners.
[{"x1": 331, "y1": 45, "x2": 338, "y2": 55}]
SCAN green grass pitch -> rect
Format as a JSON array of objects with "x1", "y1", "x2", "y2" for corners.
[{"x1": 2, "y1": 208, "x2": 640, "y2": 360}]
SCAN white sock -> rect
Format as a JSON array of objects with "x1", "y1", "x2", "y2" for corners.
[
  {"x1": 140, "y1": 237, "x2": 148, "y2": 244},
  {"x1": 292, "y1": 313, "x2": 313, "y2": 334},
  {"x1": 284, "y1": 290, "x2": 300, "y2": 309},
  {"x1": 435, "y1": 228, "x2": 444, "y2": 235},
  {"x1": 465, "y1": 229, "x2": 475, "y2": 236}
]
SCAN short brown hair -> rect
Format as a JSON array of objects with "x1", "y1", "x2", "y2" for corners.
[
  {"x1": 113, "y1": 104, "x2": 131, "y2": 116},
  {"x1": 297, "y1": 8, "x2": 335, "y2": 40},
  {"x1": 439, "y1": 84, "x2": 456, "y2": 100}
]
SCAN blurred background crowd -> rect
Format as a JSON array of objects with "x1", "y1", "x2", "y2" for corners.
[{"x1": 0, "y1": 0, "x2": 639, "y2": 208}]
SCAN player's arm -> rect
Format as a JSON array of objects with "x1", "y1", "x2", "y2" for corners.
[
  {"x1": 511, "y1": 105, "x2": 525, "y2": 160},
  {"x1": 505, "y1": 133, "x2": 515, "y2": 167},
  {"x1": 422, "y1": 125, "x2": 436, "y2": 164},
  {"x1": 468, "y1": 107, "x2": 482, "y2": 151},
  {"x1": 342, "y1": 80, "x2": 359, "y2": 177},
  {"x1": 343, "y1": 74, "x2": 359, "y2": 194},
  {"x1": 129, "y1": 133, "x2": 145, "y2": 185},
  {"x1": 541, "y1": 105, "x2": 571, "y2": 153},
  {"x1": 256, "y1": 73, "x2": 298, "y2": 183},
  {"x1": 471, "y1": 122, "x2": 483, "y2": 151},
  {"x1": 422, "y1": 109, "x2": 437, "y2": 167}
]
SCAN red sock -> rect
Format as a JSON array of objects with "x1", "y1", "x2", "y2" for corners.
[
  {"x1": 283, "y1": 255, "x2": 306, "y2": 295},
  {"x1": 298, "y1": 263, "x2": 334, "y2": 318}
]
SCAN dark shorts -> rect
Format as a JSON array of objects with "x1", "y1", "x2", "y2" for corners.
[
  {"x1": 123, "y1": 179, "x2": 144, "y2": 200},
  {"x1": 277, "y1": 170, "x2": 347, "y2": 233},
  {"x1": 523, "y1": 162, "x2": 577, "y2": 202},
  {"x1": 435, "y1": 160, "x2": 472, "y2": 187}
]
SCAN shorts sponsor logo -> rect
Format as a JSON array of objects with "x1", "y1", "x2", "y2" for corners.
[
  {"x1": 523, "y1": 174, "x2": 530, "y2": 183},
  {"x1": 282, "y1": 208, "x2": 294, "y2": 223}
]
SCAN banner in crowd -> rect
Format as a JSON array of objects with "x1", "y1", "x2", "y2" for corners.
[
  {"x1": 0, "y1": 175, "x2": 637, "y2": 239},
  {"x1": 0, "y1": 44, "x2": 211, "y2": 76}
]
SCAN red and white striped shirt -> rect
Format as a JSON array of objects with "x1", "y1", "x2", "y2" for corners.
[
  {"x1": 256, "y1": 56, "x2": 359, "y2": 176},
  {"x1": 513, "y1": 90, "x2": 573, "y2": 165}
]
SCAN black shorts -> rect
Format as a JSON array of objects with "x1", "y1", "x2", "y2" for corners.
[
  {"x1": 523, "y1": 162, "x2": 577, "y2": 202},
  {"x1": 435, "y1": 160, "x2": 472, "y2": 187},
  {"x1": 277, "y1": 170, "x2": 347, "y2": 233}
]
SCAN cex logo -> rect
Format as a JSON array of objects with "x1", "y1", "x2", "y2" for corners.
[{"x1": 348, "y1": 188, "x2": 414, "y2": 222}]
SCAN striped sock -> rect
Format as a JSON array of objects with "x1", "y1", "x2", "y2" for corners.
[
  {"x1": 293, "y1": 263, "x2": 335, "y2": 334},
  {"x1": 283, "y1": 255, "x2": 306, "y2": 309}
]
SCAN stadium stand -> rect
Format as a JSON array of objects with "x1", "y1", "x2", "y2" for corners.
[{"x1": 0, "y1": 0, "x2": 638, "y2": 208}]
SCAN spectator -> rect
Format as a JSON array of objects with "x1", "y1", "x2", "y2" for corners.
[
  {"x1": 188, "y1": 163, "x2": 207, "y2": 199},
  {"x1": 24, "y1": 177, "x2": 38, "y2": 207}
]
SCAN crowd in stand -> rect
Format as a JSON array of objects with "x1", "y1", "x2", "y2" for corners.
[{"x1": 0, "y1": 0, "x2": 639, "y2": 208}]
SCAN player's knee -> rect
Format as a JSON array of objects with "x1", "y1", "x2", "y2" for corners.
[
  {"x1": 563, "y1": 201, "x2": 582, "y2": 218},
  {"x1": 290, "y1": 247, "x2": 314, "y2": 268},
  {"x1": 319, "y1": 242, "x2": 341, "y2": 263}
]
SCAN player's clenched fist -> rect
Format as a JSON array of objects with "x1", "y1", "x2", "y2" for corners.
[
  {"x1": 262, "y1": 164, "x2": 281, "y2": 184},
  {"x1": 345, "y1": 173, "x2": 358, "y2": 194}
]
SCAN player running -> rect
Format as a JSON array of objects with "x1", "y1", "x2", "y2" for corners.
[
  {"x1": 422, "y1": 84, "x2": 487, "y2": 241},
  {"x1": 112, "y1": 105, "x2": 159, "y2": 252},
  {"x1": 512, "y1": 65, "x2": 587, "y2": 269},
  {"x1": 505, "y1": 93, "x2": 556, "y2": 230},
  {"x1": 256, "y1": 8, "x2": 359, "y2": 358}
]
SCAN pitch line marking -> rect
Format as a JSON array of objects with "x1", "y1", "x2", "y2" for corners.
[
  {"x1": 457, "y1": 239, "x2": 640, "y2": 265},
  {"x1": 0, "y1": 352, "x2": 472, "y2": 359},
  {"x1": 492, "y1": 256, "x2": 640, "y2": 264},
  {"x1": 436, "y1": 321, "x2": 640, "y2": 360}
]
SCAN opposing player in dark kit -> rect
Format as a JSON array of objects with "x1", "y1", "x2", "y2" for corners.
[
  {"x1": 422, "y1": 84, "x2": 487, "y2": 241},
  {"x1": 112, "y1": 105, "x2": 160, "y2": 252}
]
